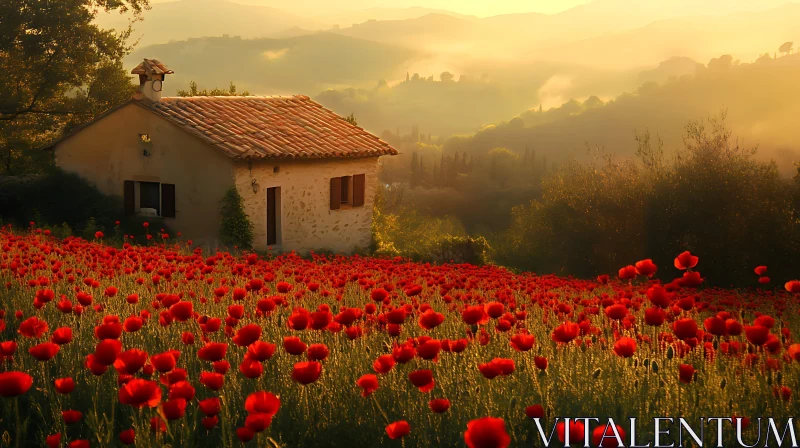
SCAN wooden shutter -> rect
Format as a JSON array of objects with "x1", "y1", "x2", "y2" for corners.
[
  {"x1": 330, "y1": 177, "x2": 341, "y2": 210},
  {"x1": 124, "y1": 181, "x2": 135, "y2": 216},
  {"x1": 353, "y1": 174, "x2": 365, "y2": 207},
  {"x1": 161, "y1": 183, "x2": 176, "y2": 218}
]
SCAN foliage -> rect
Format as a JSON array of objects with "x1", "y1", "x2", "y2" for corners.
[
  {"x1": 493, "y1": 113, "x2": 800, "y2": 285},
  {"x1": 176, "y1": 81, "x2": 250, "y2": 97},
  {"x1": 219, "y1": 186, "x2": 254, "y2": 249},
  {"x1": 343, "y1": 113, "x2": 358, "y2": 126},
  {"x1": 0, "y1": 1, "x2": 143, "y2": 174},
  {"x1": 372, "y1": 184, "x2": 490, "y2": 264},
  {"x1": 0, "y1": 169, "x2": 121, "y2": 236}
]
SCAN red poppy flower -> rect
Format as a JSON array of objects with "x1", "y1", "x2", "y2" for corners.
[
  {"x1": 634, "y1": 259, "x2": 657, "y2": 277},
  {"x1": 465, "y1": 417, "x2": 511, "y2": 448},
  {"x1": 644, "y1": 307, "x2": 665, "y2": 326},
  {"x1": 373, "y1": 354, "x2": 396, "y2": 374},
  {"x1": 62, "y1": 410, "x2": 83, "y2": 424},
  {"x1": 292, "y1": 361, "x2": 322, "y2": 384},
  {"x1": 199, "y1": 371, "x2": 225, "y2": 390},
  {"x1": 408, "y1": 369, "x2": 435, "y2": 392},
  {"x1": 672, "y1": 318, "x2": 698, "y2": 341},
  {"x1": 18, "y1": 316, "x2": 48, "y2": 338},
  {"x1": 429, "y1": 398, "x2": 450, "y2": 413},
  {"x1": 0, "y1": 372, "x2": 33, "y2": 397},
  {"x1": 551, "y1": 322, "x2": 579, "y2": 343},
  {"x1": 119, "y1": 379, "x2": 162, "y2": 408},
  {"x1": 744, "y1": 326, "x2": 770, "y2": 346},
  {"x1": 197, "y1": 342, "x2": 227, "y2": 362},
  {"x1": 703, "y1": 317, "x2": 727, "y2": 336},
  {"x1": 283, "y1": 336, "x2": 307, "y2": 355},
  {"x1": 245, "y1": 413, "x2": 273, "y2": 433},
  {"x1": 233, "y1": 324, "x2": 262, "y2": 347},
  {"x1": 239, "y1": 358, "x2": 264, "y2": 379},
  {"x1": 510, "y1": 333, "x2": 535, "y2": 352},
  {"x1": 68, "y1": 440, "x2": 90, "y2": 448},
  {"x1": 52, "y1": 327, "x2": 73, "y2": 345},
  {"x1": 786, "y1": 280, "x2": 800, "y2": 293},
  {"x1": 370, "y1": 288, "x2": 389, "y2": 302},
  {"x1": 462, "y1": 305, "x2": 488, "y2": 325},
  {"x1": 307, "y1": 343, "x2": 329, "y2": 361},
  {"x1": 534, "y1": 356, "x2": 548, "y2": 370},
  {"x1": 169, "y1": 301, "x2": 193, "y2": 322},
  {"x1": 386, "y1": 420, "x2": 410, "y2": 439},
  {"x1": 120, "y1": 429, "x2": 135, "y2": 445},
  {"x1": 525, "y1": 404, "x2": 545, "y2": 419},
  {"x1": 674, "y1": 251, "x2": 699, "y2": 270},
  {"x1": 356, "y1": 374, "x2": 379, "y2": 397},
  {"x1": 46, "y1": 434, "x2": 61, "y2": 448},
  {"x1": 162, "y1": 398, "x2": 187, "y2": 420},
  {"x1": 94, "y1": 339, "x2": 122, "y2": 365},
  {"x1": 604, "y1": 304, "x2": 628, "y2": 321},
  {"x1": 151, "y1": 352, "x2": 177, "y2": 373},
  {"x1": 618, "y1": 265, "x2": 637, "y2": 280},
  {"x1": 54, "y1": 377, "x2": 75, "y2": 394},
  {"x1": 199, "y1": 397, "x2": 221, "y2": 416},
  {"x1": 679, "y1": 364, "x2": 695, "y2": 383},
  {"x1": 248, "y1": 341, "x2": 277, "y2": 362},
  {"x1": 419, "y1": 309, "x2": 445, "y2": 330},
  {"x1": 245, "y1": 391, "x2": 280, "y2": 417},
  {"x1": 168, "y1": 381, "x2": 196, "y2": 401},
  {"x1": 754, "y1": 265, "x2": 767, "y2": 276},
  {"x1": 29, "y1": 342, "x2": 60, "y2": 361},
  {"x1": 593, "y1": 424, "x2": 626, "y2": 448},
  {"x1": 557, "y1": 420, "x2": 585, "y2": 444},
  {"x1": 417, "y1": 339, "x2": 441, "y2": 361},
  {"x1": 613, "y1": 337, "x2": 636, "y2": 358}
]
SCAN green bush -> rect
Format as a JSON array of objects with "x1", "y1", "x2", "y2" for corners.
[
  {"x1": 0, "y1": 169, "x2": 121, "y2": 236},
  {"x1": 0, "y1": 169, "x2": 175, "y2": 243},
  {"x1": 493, "y1": 113, "x2": 800, "y2": 285},
  {"x1": 219, "y1": 186, "x2": 254, "y2": 249}
]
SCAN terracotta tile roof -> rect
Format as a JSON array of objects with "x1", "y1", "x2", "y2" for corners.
[
  {"x1": 137, "y1": 95, "x2": 397, "y2": 160},
  {"x1": 131, "y1": 59, "x2": 174, "y2": 76}
]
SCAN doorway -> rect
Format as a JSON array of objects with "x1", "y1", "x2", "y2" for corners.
[{"x1": 266, "y1": 187, "x2": 281, "y2": 246}]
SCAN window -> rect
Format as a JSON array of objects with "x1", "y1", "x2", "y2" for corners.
[
  {"x1": 124, "y1": 181, "x2": 176, "y2": 218},
  {"x1": 341, "y1": 176, "x2": 351, "y2": 205},
  {"x1": 330, "y1": 174, "x2": 365, "y2": 210}
]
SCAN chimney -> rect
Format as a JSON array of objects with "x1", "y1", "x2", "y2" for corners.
[{"x1": 131, "y1": 59, "x2": 174, "y2": 102}]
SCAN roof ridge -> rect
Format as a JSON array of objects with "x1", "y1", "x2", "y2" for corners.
[{"x1": 161, "y1": 95, "x2": 309, "y2": 100}]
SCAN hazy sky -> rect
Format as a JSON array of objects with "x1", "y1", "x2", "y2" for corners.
[{"x1": 223, "y1": 0, "x2": 592, "y2": 17}]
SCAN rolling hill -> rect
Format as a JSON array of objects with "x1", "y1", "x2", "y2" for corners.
[{"x1": 126, "y1": 33, "x2": 418, "y2": 96}]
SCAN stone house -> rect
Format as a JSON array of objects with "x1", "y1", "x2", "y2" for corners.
[{"x1": 45, "y1": 59, "x2": 397, "y2": 253}]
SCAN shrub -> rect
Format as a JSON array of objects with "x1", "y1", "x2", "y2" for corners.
[
  {"x1": 0, "y1": 169, "x2": 121, "y2": 236},
  {"x1": 493, "y1": 113, "x2": 800, "y2": 285},
  {"x1": 219, "y1": 186, "x2": 254, "y2": 249}
]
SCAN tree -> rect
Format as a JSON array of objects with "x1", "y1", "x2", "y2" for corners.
[
  {"x1": 779, "y1": 41, "x2": 793, "y2": 56},
  {"x1": 176, "y1": 81, "x2": 249, "y2": 97},
  {"x1": 344, "y1": 113, "x2": 358, "y2": 126},
  {"x1": 440, "y1": 71, "x2": 454, "y2": 82},
  {"x1": 0, "y1": 0, "x2": 147, "y2": 174},
  {"x1": 0, "y1": 0, "x2": 148, "y2": 122}
]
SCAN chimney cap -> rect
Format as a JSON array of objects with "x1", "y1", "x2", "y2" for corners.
[{"x1": 131, "y1": 58, "x2": 174, "y2": 76}]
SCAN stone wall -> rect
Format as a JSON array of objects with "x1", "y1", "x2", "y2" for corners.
[{"x1": 235, "y1": 157, "x2": 381, "y2": 254}]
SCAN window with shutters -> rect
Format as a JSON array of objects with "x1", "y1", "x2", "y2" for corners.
[
  {"x1": 124, "y1": 181, "x2": 176, "y2": 218},
  {"x1": 330, "y1": 174, "x2": 365, "y2": 210}
]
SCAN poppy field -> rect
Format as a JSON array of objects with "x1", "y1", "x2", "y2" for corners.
[{"x1": 0, "y1": 227, "x2": 799, "y2": 447}]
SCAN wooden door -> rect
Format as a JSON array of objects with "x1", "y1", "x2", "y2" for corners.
[{"x1": 267, "y1": 187, "x2": 278, "y2": 246}]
